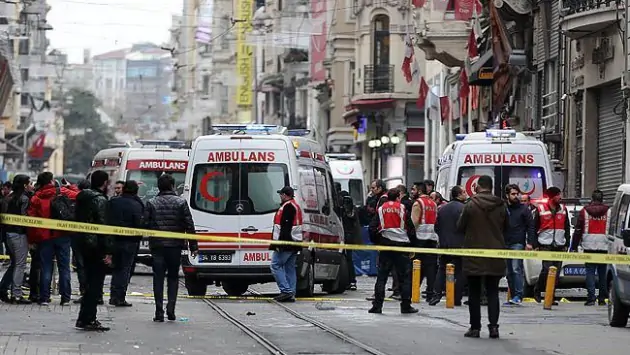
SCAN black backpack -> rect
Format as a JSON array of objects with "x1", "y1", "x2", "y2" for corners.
[{"x1": 50, "y1": 186, "x2": 75, "y2": 221}]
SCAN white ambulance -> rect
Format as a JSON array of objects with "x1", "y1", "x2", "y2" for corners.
[
  {"x1": 87, "y1": 140, "x2": 190, "y2": 264},
  {"x1": 326, "y1": 153, "x2": 365, "y2": 207},
  {"x1": 182, "y1": 124, "x2": 348, "y2": 297},
  {"x1": 436, "y1": 129, "x2": 582, "y2": 295}
]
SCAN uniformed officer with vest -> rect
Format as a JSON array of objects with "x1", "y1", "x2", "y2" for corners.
[
  {"x1": 528, "y1": 186, "x2": 571, "y2": 304},
  {"x1": 368, "y1": 188, "x2": 418, "y2": 314},
  {"x1": 570, "y1": 189, "x2": 610, "y2": 306},
  {"x1": 411, "y1": 182, "x2": 439, "y2": 301},
  {"x1": 270, "y1": 186, "x2": 304, "y2": 302}
]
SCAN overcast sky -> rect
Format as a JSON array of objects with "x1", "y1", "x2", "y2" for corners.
[{"x1": 47, "y1": 0, "x2": 183, "y2": 63}]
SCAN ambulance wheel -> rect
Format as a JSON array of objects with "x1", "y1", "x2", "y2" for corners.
[
  {"x1": 608, "y1": 279, "x2": 629, "y2": 327},
  {"x1": 297, "y1": 262, "x2": 315, "y2": 297},
  {"x1": 323, "y1": 257, "x2": 349, "y2": 294},
  {"x1": 222, "y1": 281, "x2": 249, "y2": 296},
  {"x1": 185, "y1": 274, "x2": 207, "y2": 297}
]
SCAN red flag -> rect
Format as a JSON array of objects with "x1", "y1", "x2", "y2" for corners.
[
  {"x1": 439, "y1": 96, "x2": 450, "y2": 122},
  {"x1": 416, "y1": 77, "x2": 429, "y2": 109},
  {"x1": 459, "y1": 69, "x2": 469, "y2": 99},
  {"x1": 28, "y1": 133, "x2": 46, "y2": 159},
  {"x1": 401, "y1": 34, "x2": 414, "y2": 83},
  {"x1": 412, "y1": 0, "x2": 426, "y2": 7},
  {"x1": 467, "y1": 30, "x2": 478, "y2": 58},
  {"x1": 471, "y1": 85, "x2": 479, "y2": 110}
]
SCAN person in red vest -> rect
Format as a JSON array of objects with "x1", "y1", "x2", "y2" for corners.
[
  {"x1": 528, "y1": 186, "x2": 571, "y2": 305},
  {"x1": 270, "y1": 186, "x2": 303, "y2": 302},
  {"x1": 411, "y1": 182, "x2": 439, "y2": 301},
  {"x1": 368, "y1": 188, "x2": 418, "y2": 314},
  {"x1": 570, "y1": 189, "x2": 609, "y2": 306}
]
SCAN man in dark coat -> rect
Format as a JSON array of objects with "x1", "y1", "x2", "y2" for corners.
[
  {"x1": 457, "y1": 175, "x2": 507, "y2": 339},
  {"x1": 146, "y1": 174, "x2": 198, "y2": 322},
  {"x1": 107, "y1": 180, "x2": 145, "y2": 307},
  {"x1": 340, "y1": 190, "x2": 360, "y2": 291},
  {"x1": 429, "y1": 185, "x2": 467, "y2": 306}
]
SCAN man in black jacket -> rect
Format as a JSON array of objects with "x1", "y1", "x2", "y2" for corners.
[
  {"x1": 503, "y1": 184, "x2": 535, "y2": 304},
  {"x1": 340, "y1": 190, "x2": 360, "y2": 291},
  {"x1": 429, "y1": 185, "x2": 467, "y2": 306},
  {"x1": 146, "y1": 174, "x2": 198, "y2": 322},
  {"x1": 108, "y1": 180, "x2": 144, "y2": 307},
  {"x1": 75, "y1": 170, "x2": 113, "y2": 331}
]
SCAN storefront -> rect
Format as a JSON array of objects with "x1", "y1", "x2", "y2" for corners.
[{"x1": 596, "y1": 83, "x2": 624, "y2": 201}]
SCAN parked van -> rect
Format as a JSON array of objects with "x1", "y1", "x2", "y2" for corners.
[
  {"x1": 182, "y1": 124, "x2": 348, "y2": 297},
  {"x1": 87, "y1": 140, "x2": 190, "y2": 264},
  {"x1": 326, "y1": 153, "x2": 364, "y2": 206},
  {"x1": 605, "y1": 184, "x2": 630, "y2": 327}
]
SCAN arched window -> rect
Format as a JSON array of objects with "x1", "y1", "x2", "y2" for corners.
[{"x1": 372, "y1": 15, "x2": 390, "y2": 66}]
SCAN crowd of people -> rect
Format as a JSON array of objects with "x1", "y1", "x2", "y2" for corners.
[
  {"x1": 0, "y1": 170, "x2": 198, "y2": 331},
  {"x1": 364, "y1": 177, "x2": 610, "y2": 339}
]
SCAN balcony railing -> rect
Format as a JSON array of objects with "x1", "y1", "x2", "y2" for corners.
[
  {"x1": 564, "y1": 0, "x2": 621, "y2": 15},
  {"x1": 364, "y1": 64, "x2": 394, "y2": 94}
]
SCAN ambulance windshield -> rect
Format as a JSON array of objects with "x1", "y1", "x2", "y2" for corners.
[
  {"x1": 335, "y1": 178, "x2": 364, "y2": 206},
  {"x1": 126, "y1": 170, "x2": 187, "y2": 200},
  {"x1": 458, "y1": 166, "x2": 546, "y2": 198},
  {"x1": 190, "y1": 163, "x2": 289, "y2": 215}
]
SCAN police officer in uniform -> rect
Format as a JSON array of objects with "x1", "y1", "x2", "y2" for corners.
[
  {"x1": 570, "y1": 189, "x2": 609, "y2": 306},
  {"x1": 529, "y1": 187, "x2": 570, "y2": 304},
  {"x1": 368, "y1": 188, "x2": 418, "y2": 314},
  {"x1": 411, "y1": 182, "x2": 439, "y2": 301}
]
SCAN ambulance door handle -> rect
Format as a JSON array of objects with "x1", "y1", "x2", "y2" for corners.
[
  {"x1": 241, "y1": 226, "x2": 259, "y2": 232},
  {"x1": 329, "y1": 221, "x2": 337, "y2": 226}
]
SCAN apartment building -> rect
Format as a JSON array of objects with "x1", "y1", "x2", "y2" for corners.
[{"x1": 92, "y1": 48, "x2": 129, "y2": 118}]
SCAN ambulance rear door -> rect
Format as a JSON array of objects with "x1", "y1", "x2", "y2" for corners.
[{"x1": 189, "y1": 137, "x2": 290, "y2": 268}]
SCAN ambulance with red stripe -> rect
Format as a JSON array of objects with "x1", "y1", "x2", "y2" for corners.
[
  {"x1": 181, "y1": 124, "x2": 348, "y2": 297},
  {"x1": 88, "y1": 140, "x2": 190, "y2": 264}
]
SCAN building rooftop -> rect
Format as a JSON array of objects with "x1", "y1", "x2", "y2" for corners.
[{"x1": 93, "y1": 48, "x2": 130, "y2": 60}]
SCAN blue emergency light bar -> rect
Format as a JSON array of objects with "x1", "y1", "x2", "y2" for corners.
[
  {"x1": 455, "y1": 134, "x2": 467, "y2": 141},
  {"x1": 485, "y1": 129, "x2": 516, "y2": 139},
  {"x1": 211, "y1": 124, "x2": 286, "y2": 135},
  {"x1": 136, "y1": 140, "x2": 186, "y2": 148},
  {"x1": 287, "y1": 129, "x2": 311, "y2": 136}
]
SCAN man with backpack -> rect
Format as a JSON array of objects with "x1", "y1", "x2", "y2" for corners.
[{"x1": 27, "y1": 172, "x2": 79, "y2": 306}]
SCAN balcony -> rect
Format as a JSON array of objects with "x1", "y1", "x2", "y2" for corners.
[
  {"x1": 560, "y1": 0, "x2": 623, "y2": 38},
  {"x1": 414, "y1": 1, "x2": 470, "y2": 67},
  {"x1": 363, "y1": 64, "x2": 394, "y2": 94}
]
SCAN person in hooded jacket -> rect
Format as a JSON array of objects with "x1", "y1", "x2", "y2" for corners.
[
  {"x1": 571, "y1": 189, "x2": 609, "y2": 306},
  {"x1": 457, "y1": 175, "x2": 507, "y2": 339},
  {"x1": 27, "y1": 172, "x2": 79, "y2": 306}
]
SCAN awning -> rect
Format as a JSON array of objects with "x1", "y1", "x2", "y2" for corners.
[
  {"x1": 468, "y1": 50, "x2": 493, "y2": 86},
  {"x1": 350, "y1": 99, "x2": 394, "y2": 107}
]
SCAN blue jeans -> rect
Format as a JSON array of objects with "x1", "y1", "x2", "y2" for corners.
[
  {"x1": 39, "y1": 236, "x2": 72, "y2": 302},
  {"x1": 270, "y1": 251, "x2": 297, "y2": 295},
  {"x1": 585, "y1": 262, "x2": 608, "y2": 302},
  {"x1": 506, "y1": 243, "x2": 524, "y2": 299}
]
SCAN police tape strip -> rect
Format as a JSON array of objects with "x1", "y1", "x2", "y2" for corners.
[{"x1": 2, "y1": 214, "x2": 629, "y2": 265}]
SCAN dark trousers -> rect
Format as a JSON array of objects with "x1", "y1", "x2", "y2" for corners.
[
  {"x1": 28, "y1": 246, "x2": 41, "y2": 301},
  {"x1": 433, "y1": 255, "x2": 464, "y2": 304},
  {"x1": 110, "y1": 240, "x2": 140, "y2": 302},
  {"x1": 40, "y1": 237, "x2": 72, "y2": 302},
  {"x1": 71, "y1": 239, "x2": 87, "y2": 296},
  {"x1": 77, "y1": 253, "x2": 107, "y2": 324},
  {"x1": 416, "y1": 240, "x2": 438, "y2": 299},
  {"x1": 467, "y1": 275, "x2": 501, "y2": 330},
  {"x1": 345, "y1": 250, "x2": 357, "y2": 284},
  {"x1": 152, "y1": 247, "x2": 182, "y2": 315},
  {"x1": 373, "y1": 251, "x2": 411, "y2": 308},
  {"x1": 536, "y1": 246, "x2": 563, "y2": 297}
]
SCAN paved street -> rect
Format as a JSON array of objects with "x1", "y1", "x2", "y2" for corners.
[{"x1": 0, "y1": 268, "x2": 627, "y2": 355}]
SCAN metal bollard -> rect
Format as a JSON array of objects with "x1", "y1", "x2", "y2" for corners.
[
  {"x1": 445, "y1": 263, "x2": 455, "y2": 309},
  {"x1": 507, "y1": 287, "x2": 511, "y2": 302},
  {"x1": 411, "y1": 259, "x2": 421, "y2": 303},
  {"x1": 52, "y1": 258, "x2": 59, "y2": 296},
  {"x1": 543, "y1": 266, "x2": 557, "y2": 310}
]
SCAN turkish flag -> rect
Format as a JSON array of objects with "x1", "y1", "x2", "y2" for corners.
[
  {"x1": 454, "y1": 0, "x2": 483, "y2": 21},
  {"x1": 440, "y1": 96, "x2": 450, "y2": 122},
  {"x1": 412, "y1": 0, "x2": 426, "y2": 7},
  {"x1": 28, "y1": 133, "x2": 46, "y2": 159},
  {"x1": 417, "y1": 77, "x2": 429, "y2": 109},
  {"x1": 467, "y1": 30, "x2": 478, "y2": 58},
  {"x1": 459, "y1": 69, "x2": 469, "y2": 99}
]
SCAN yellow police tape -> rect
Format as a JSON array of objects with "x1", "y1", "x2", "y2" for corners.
[{"x1": 2, "y1": 214, "x2": 629, "y2": 265}]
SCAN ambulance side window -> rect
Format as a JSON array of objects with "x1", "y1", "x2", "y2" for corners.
[
  {"x1": 314, "y1": 167, "x2": 332, "y2": 215},
  {"x1": 298, "y1": 165, "x2": 319, "y2": 213},
  {"x1": 613, "y1": 195, "x2": 630, "y2": 237},
  {"x1": 436, "y1": 167, "x2": 449, "y2": 197}
]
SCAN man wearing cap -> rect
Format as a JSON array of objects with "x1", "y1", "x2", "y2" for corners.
[
  {"x1": 529, "y1": 186, "x2": 570, "y2": 305},
  {"x1": 270, "y1": 186, "x2": 303, "y2": 302}
]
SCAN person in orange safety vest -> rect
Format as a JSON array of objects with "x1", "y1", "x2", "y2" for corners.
[
  {"x1": 570, "y1": 189, "x2": 610, "y2": 306},
  {"x1": 270, "y1": 186, "x2": 303, "y2": 303},
  {"x1": 411, "y1": 182, "x2": 439, "y2": 301}
]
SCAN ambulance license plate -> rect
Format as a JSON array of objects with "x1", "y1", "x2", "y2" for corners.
[
  {"x1": 563, "y1": 266, "x2": 586, "y2": 276},
  {"x1": 199, "y1": 252, "x2": 233, "y2": 263}
]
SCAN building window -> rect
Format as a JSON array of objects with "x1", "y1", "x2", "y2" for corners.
[
  {"x1": 220, "y1": 86, "x2": 229, "y2": 114},
  {"x1": 20, "y1": 69, "x2": 28, "y2": 82},
  {"x1": 18, "y1": 39, "x2": 29, "y2": 55},
  {"x1": 202, "y1": 75, "x2": 210, "y2": 95},
  {"x1": 373, "y1": 15, "x2": 390, "y2": 65},
  {"x1": 20, "y1": 94, "x2": 29, "y2": 106}
]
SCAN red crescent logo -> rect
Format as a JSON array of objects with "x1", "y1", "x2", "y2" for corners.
[
  {"x1": 520, "y1": 181, "x2": 536, "y2": 196},
  {"x1": 336, "y1": 166, "x2": 354, "y2": 175},
  {"x1": 200, "y1": 171, "x2": 225, "y2": 203},
  {"x1": 465, "y1": 175, "x2": 481, "y2": 196}
]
